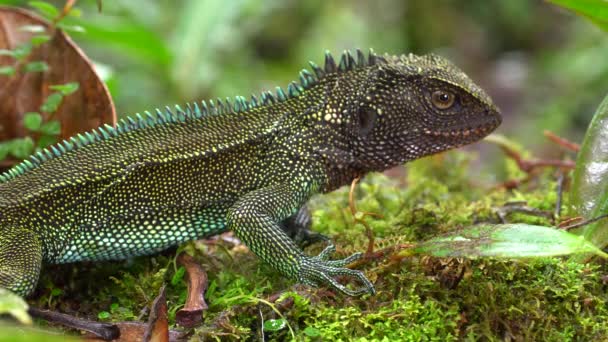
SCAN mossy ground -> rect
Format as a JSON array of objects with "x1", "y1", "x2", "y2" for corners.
[{"x1": 28, "y1": 150, "x2": 608, "y2": 341}]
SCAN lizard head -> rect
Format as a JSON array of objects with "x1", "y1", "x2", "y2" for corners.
[{"x1": 343, "y1": 52, "x2": 502, "y2": 172}]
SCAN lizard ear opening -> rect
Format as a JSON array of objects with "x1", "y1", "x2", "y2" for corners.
[{"x1": 357, "y1": 106, "x2": 376, "y2": 136}]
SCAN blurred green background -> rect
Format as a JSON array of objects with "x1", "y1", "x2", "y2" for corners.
[{"x1": 2, "y1": 0, "x2": 608, "y2": 149}]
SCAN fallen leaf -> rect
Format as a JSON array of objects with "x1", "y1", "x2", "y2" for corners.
[
  {"x1": 0, "y1": 6, "x2": 115, "y2": 168},
  {"x1": 175, "y1": 253, "x2": 208, "y2": 328}
]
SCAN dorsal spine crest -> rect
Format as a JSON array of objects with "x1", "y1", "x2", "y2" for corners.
[{"x1": 0, "y1": 49, "x2": 379, "y2": 183}]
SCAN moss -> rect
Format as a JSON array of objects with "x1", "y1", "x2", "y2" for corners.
[{"x1": 28, "y1": 150, "x2": 608, "y2": 340}]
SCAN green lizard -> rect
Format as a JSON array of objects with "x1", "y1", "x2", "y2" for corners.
[{"x1": 0, "y1": 49, "x2": 501, "y2": 297}]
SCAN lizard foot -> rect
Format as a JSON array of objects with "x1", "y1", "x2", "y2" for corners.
[{"x1": 298, "y1": 244, "x2": 375, "y2": 296}]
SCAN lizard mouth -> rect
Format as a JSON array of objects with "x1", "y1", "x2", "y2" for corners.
[
  {"x1": 422, "y1": 116, "x2": 501, "y2": 139},
  {"x1": 423, "y1": 122, "x2": 499, "y2": 138}
]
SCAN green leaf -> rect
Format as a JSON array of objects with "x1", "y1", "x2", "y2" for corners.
[
  {"x1": 0, "y1": 66, "x2": 15, "y2": 76},
  {"x1": 97, "y1": 311, "x2": 110, "y2": 320},
  {"x1": 40, "y1": 120, "x2": 61, "y2": 135},
  {"x1": 37, "y1": 134, "x2": 58, "y2": 149},
  {"x1": 65, "y1": 18, "x2": 172, "y2": 67},
  {"x1": 23, "y1": 112, "x2": 43, "y2": 131},
  {"x1": 0, "y1": 288, "x2": 32, "y2": 325},
  {"x1": 18, "y1": 24, "x2": 46, "y2": 33},
  {"x1": 303, "y1": 326, "x2": 321, "y2": 337},
  {"x1": 67, "y1": 8, "x2": 82, "y2": 18},
  {"x1": 548, "y1": 0, "x2": 608, "y2": 31},
  {"x1": 28, "y1": 1, "x2": 59, "y2": 19},
  {"x1": 263, "y1": 318, "x2": 287, "y2": 332},
  {"x1": 414, "y1": 224, "x2": 608, "y2": 259},
  {"x1": 11, "y1": 44, "x2": 33, "y2": 61},
  {"x1": 171, "y1": 266, "x2": 186, "y2": 286},
  {"x1": 50, "y1": 288, "x2": 62, "y2": 297},
  {"x1": 56, "y1": 22, "x2": 86, "y2": 33},
  {"x1": 40, "y1": 93, "x2": 64, "y2": 113},
  {"x1": 24, "y1": 61, "x2": 49, "y2": 73},
  {"x1": 571, "y1": 93, "x2": 608, "y2": 248},
  {"x1": 9, "y1": 137, "x2": 35, "y2": 159},
  {"x1": 0, "y1": 142, "x2": 10, "y2": 160},
  {"x1": 31, "y1": 34, "x2": 51, "y2": 46},
  {"x1": 50, "y1": 82, "x2": 79, "y2": 95},
  {"x1": 0, "y1": 45, "x2": 32, "y2": 60}
]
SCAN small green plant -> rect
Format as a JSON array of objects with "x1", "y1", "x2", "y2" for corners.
[{"x1": 0, "y1": 1, "x2": 83, "y2": 163}]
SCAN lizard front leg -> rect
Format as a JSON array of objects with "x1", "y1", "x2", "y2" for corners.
[{"x1": 227, "y1": 182, "x2": 375, "y2": 296}]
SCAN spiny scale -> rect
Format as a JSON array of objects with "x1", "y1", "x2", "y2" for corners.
[{"x1": 0, "y1": 49, "x2": 379, "y2": 183}]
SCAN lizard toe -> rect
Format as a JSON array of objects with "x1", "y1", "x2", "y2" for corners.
[{"x1": 298, "y1": 253, "x2": 375, "y2": 296}]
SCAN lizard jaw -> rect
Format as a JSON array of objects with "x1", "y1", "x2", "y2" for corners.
[{"x1": 423, "y1": 122, "x2": 498, "y2": 138}]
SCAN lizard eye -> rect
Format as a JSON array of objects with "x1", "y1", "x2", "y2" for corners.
[{"x1": 430, "y1": 90, "x2": 456, "y2": 110}]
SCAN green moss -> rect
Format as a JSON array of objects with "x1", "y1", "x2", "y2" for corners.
[{"x1": 27, "y1": 150, "x2": 608, "y2": 340}]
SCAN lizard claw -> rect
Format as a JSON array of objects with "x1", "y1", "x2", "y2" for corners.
[{"x1": 298, "y1": 247, "x2": 375, "y2": 296}]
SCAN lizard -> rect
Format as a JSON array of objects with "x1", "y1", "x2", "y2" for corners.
[{"x1": 0, "y1": 49, "x2": 501, "y2": 297}]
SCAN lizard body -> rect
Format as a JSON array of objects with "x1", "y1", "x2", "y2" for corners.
[{"x1": 0, "y1": 50, "x2": 501, "y2": 296}]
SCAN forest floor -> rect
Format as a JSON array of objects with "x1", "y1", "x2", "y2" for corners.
[{"x1": 14, "y1": 149, "x2": 608, "y2": 341}]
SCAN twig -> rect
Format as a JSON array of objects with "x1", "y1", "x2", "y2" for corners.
[
  {"x1": 558, "y1": 216, "x2": 583, "y2": 228},
  {"x1": 28, "y1": 308, "x2": 119, "y2": 341},
  {"x1": 495, "y1": 202, "x2": 554, "y2": 223},
  {"x1": 486, "y1": 134, "x2": 575, "y2": 172},
  {"x1": 349, "y1": 176, "x2": 382, "y2": 255},
  {"x1": 554, "y1": 171, "x2": 566, "y2": 219},
  {"x1": 560, "y1": 214, "x2": 608, "y2": 231},
  {"x1": 84, "y1": 322, "x2": 187, "y2": 342},
  {"x1": 544, "y1": 130, "x2": 580, "y2": 152},
  {"x1": 54, "y1": 0, "x2": 77, "y2": 24}
]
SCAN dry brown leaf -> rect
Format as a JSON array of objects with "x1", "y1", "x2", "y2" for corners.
[
  {"x1": 175, "y1": 253, "x2": 208, "y2": 328},
  {"x1": 0, "y1": 6, "x2": 115, "y2": 166},
  {"x1": 143, "y1": 285, "x2": 169, "y2": 342}
]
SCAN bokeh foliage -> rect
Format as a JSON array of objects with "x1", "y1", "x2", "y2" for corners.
[
  {"x1": 1, "y1": 0, "x2": 606, "y2": 150},
  {"x1": 1, "y1": 0, "x2": 608, "y2": 340}
]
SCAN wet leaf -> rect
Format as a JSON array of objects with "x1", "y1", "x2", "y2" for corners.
[
  {"x1": 571, "y1": 93, "x2": 608, "y2": 248},
  {"x1": 0, "y1": 288, "x2": 32, "y2": 325},
  {"x1": 414, "y1": 224, "x2": 608, "y2": 258},
  {"x1": 263, "y1": 318, "x2": 287, "y2": 332},
  {"x1": 0, "y1": 7, "x2": 115, "y2": 167}
]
